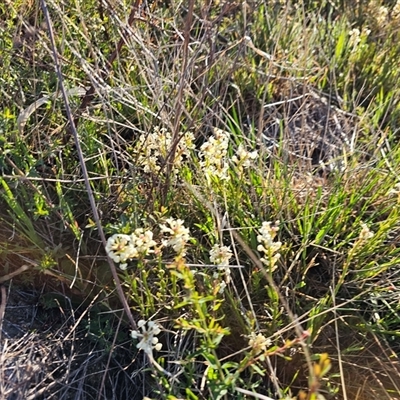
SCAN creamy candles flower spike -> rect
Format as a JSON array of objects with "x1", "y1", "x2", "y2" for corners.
[
  {"x1": 210, "y1": 244, "x2": 233, "y2": 283},
  {"x1": 356, "y1": 222, "x2": 374, "y2": 244},
  {"x1": 131, "y1": 228, "x2": 157, "y2": 255},
  {"x1": 376, "y1": 6, "x2": 388, "y2": 25},
  {"x1": 248, "y1": 332, "x2": 271, "y2": 353},
  {"x1": 209, "y1": 244, "x2": 233, "y2": 266},
  {"x1": 348, "y1": 28, "x2": 361, "y2": 48},
  {"x1": 393, "y1": 0, "x2": 400, "y2": 19},
  {"x1": 105, "y1": 233, "x2": 137, "y2": 270},
  {"x1": 131, "y1": 320, "x2": 162, "y2": 356},
  {"x1": 232, "y1": 144, "x2": 258, "y2": 169},
  {"x1": 348, "y1": 27, "x2": 371, "y2": 53},
  {"x1": 135, "y1": 127, "x2": 195, "y2": 174},
  {"x1": 218, "y1": 280, "x2": 227, "y2": 294},
  {"x1": 160, "y1": 218, "x2": 191, "y2": 256},
  {"x1": 257, "y1": 221, "x2": 282, "y2": 271},
  {"x1": 210, "y1": 244, "x2": 233, "y2": 284},
  {"x1": 105, "y1": 229, "x2": 157, "y2": 270},
  {"x1": 131, "y1": 320, "x2": 173, "y2": 377},
  {"x1": 199, "y1": 128, "x2": 230, "y2": 181}
]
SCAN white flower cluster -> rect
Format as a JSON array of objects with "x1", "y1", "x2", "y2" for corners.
[
  {"x1": 131, "y1": 320, "x2": 162, "y2": 356},
  {"x1": 348, "y1": 28, "x2": 361, "y2": 48},
  {"x1": 104, "y1": 234, "x2": 132, "y2": 269},
  {"x1": 257, "y1": 221, "x2": 282, "y2": 271},
  {"x1": 393, "y1": 0, "x2": 400, "y2": 19},
  {"x1": 199, "y1": 128, "x2": 231, "y2": 181},
  {"x1": 199, "y1": 129, "x2": 258, "y2": 181},
  {"x1": 106, "y1": 218, "x2": 191, "y2": 269},
  {"x1": 248, "y1": 332, "x2": 271, "y2": 353},
  {"x1": 105, "y1": 230, "x2": 156, "y2": 270},
  {"x1": 134, "y1": 126, "x2": 195, "y2": 174},
  {"x1": 160, "y1": 218, "x2": 191, "y2": 256},
  {"x1": 232, "y1": 144, "x2": 258, "y2": 170},
  {"x1": 348, "y1": 27, "x2": 371, "y2": 52},
  {"x1": 210, "y1": 244, "x2": 233, "y2": 286},
  {"x1": 209, "y1": 244, "x2": 233, "y2": 266},
  {"x1": 357, "y1": 222, "x2": 374, "y2": 243},
  {"x1": 376, "y1": 6, "x2": 389, "y2": 25}
]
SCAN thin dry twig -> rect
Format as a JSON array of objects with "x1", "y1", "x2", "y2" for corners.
[
  {"x1": 0, "y1": 265, "x2": 32, "y2": 284},
  {"x1": 0, "y1": 286, "x2": 6, "y2": 342}
]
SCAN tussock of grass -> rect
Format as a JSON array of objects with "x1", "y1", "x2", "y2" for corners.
[{"x1": 1, "y1": 0, "x2": 400, "y2": 399}]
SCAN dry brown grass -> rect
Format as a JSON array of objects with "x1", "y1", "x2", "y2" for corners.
[{"x1": 0, "y1": 285, "x2": 145, "y2": 400}]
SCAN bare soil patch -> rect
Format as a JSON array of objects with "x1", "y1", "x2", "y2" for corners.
[{"x1": 0, "y1": 285, "x2": 142, "y2": 400}]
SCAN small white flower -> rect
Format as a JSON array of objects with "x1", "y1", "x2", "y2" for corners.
[
  {"x1": 131, "y1": 228, "x2": 157, "y2": 255},
  {"x1": 357, "y1": 223, "x2": 374, "y2": 243},
  {"x1": 348, "y1": 27, "x2": 370, "y2": 53},
  {"x1": 257, "y1": 221, "x2": 282, "y2": 270},
  {"x1": 209, "y1": 244, "x2": 233, "y2": 266},
  {"x1": 248, "y1": 332, "x2": 271, "y2": 353},
  {"x1": 160, "y1": 218, "x2": 191, "y2": 255},
  {"x1": 131, "y1": 320, "x2": 163, "y2": 356},
  {"x1": 376, "y1": 6, "x2": 388, "y2": 25},
  {"x1": 257, "y1": 221, "x2": 280, "y2": 247},
  {"x1": 232, "y1": 144, "x2": 258, "y2": 169},
  {"x1": 348, "y1": 28, "x2": 361, "y2": 48},
  {"x1": 119, "y1": 262, "x2": 128, "y2": 270},
  {"x1": 218, "y1": 280, "x2": 227, "y2": 294},
  {"x1": 105, "y1": 233, "x2": 136, "y2": 269},
  {"x1": 210, "y1": 245, "x2": 233, "y2": 284},
  {"x1": 134, "y1": 127, "x2": 194, "y2": 175},
  {"x1": 199, "y1": 128, "x2": 231, "y2": 181},
  {"x1": 106, "y1": 228, "x2": 158, "y2": 269},
  {"x1": 393, "y1": 0, "x2": 400, "y2": 19}
]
